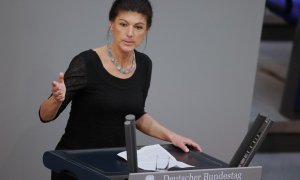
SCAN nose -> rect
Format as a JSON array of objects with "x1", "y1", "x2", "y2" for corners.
[{"x1": 126, "y1": 26, "x2": 134, "y2": 38}]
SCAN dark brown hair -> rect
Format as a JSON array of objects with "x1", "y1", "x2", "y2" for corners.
[{"x1": 109, "y1": 0, "x2": 153, "y2": 29}]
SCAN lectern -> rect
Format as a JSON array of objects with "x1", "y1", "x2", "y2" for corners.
[
  {"x1": 43, "y1": 144, "x2": 230, "y2": 180},
  {"x1": 43, "y1": 114, "x2": 270, "y2": 179}
]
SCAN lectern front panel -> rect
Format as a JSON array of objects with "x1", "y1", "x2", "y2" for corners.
[{"x1": 43, "y1": 144, "x2": 228, "y2": 179}]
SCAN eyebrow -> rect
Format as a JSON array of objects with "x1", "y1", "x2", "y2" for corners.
[{"x1": 119, "y1": 19, "x2": 146, "y2": 26}]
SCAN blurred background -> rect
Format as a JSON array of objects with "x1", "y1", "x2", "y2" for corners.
[{"x1": 250, "y1": 0, "x2": 300, "y2": 179}]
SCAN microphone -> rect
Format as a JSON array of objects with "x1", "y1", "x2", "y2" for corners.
[{"x1": 124, "y1": 114, "x2": 138, "y2": 173}]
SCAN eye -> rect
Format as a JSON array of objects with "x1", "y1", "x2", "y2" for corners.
[
  {"x1": 135, "y1": 25, "x2": 144, "y2": 30},
  {"x1": 119, "y1": 22, "x2": 127, "y2": 27}
]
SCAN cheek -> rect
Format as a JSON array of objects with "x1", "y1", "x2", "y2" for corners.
[
  {"x1": 112, "y1": 28, "x2": 124, "y2": 39},
  {"x1": 135, "y1": 33, "x2": 146, "y2": 43}
]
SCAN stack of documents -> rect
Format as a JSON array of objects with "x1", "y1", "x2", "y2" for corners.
[{"x1": 117, "y1": 144, "x2": 194, "y2": 171}]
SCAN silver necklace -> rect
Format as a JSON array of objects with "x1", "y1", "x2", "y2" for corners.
[{"x1": 107, "y1": 44, "x2": 136, "y2": 74}]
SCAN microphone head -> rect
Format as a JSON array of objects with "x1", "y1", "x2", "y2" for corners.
[{"x1": 125, "y1": 114, "x2": 136, "y2": 121}]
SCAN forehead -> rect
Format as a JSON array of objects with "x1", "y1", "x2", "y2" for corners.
[{"x1": 113, "y1": 11, "x2": 147, "y2": 24}]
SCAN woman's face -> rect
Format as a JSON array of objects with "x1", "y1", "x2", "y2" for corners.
[{"x1": 110, "y1": 11, "x2": 148, "y2": 52}]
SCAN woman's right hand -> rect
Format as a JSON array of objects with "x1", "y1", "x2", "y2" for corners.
[{"x1": 51, "y1": 72, "x2": 66, "y2": 102}]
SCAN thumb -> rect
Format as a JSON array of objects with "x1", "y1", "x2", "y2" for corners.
[{"x1": 58, "y1": 72, "x2": 64, "y2": 83}]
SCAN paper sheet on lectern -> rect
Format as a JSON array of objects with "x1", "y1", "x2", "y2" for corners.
[{"x1": 117, "y1": 144, "x2": 194, "y2": 171}]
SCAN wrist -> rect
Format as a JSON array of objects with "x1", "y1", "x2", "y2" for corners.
[
  {"x1": 50, "y1": 95, "x2": 63, "y2": 104},
  {"x1": 168, "y1": 132, "x2": 178, "y2": 144}
]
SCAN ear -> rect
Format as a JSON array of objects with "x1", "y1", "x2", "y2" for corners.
[{"x1": 109, "y1": 21, "x2": 113, "y2": 31}]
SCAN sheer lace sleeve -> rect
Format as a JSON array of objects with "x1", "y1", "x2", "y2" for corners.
[{"x1": 53, "y1": 54, "x2": 87, "y2": 119}]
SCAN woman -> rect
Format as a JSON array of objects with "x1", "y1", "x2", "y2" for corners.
[{"x1": 39, "y1": 0, "x2": 201, "y2": 179}]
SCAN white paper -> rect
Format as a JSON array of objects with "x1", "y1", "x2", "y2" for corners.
[{"x1": 117, "y1": 144, "x2": 194, "y2": 171}]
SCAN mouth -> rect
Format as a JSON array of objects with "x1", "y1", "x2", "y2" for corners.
[{"x1": 123, "y1": 40, "x2": 134, "y2": 46}]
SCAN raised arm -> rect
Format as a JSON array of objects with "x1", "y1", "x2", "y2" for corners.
[
  {"x1": 39, "y1": 72, "x2": 66, "y2": 122},
  {"x1": 136, "y1": 113, "x2": 202, "y2": 152}
]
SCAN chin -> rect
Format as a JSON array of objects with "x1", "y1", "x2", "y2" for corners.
[{"x1": 120, "y1": 44, "x2": 136, "y2": 52}]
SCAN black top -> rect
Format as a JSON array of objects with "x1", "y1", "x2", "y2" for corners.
[{"x1": 41, "y1": 49, "x2": 152, "y2": 150}]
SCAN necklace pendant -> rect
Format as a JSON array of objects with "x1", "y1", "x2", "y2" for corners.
[
  {"x1": 107, "y1": 44, "x2": 136, "y2": 74},
  {"x1": 120, "y1": 68, "x2": 126, "y2": 74}
]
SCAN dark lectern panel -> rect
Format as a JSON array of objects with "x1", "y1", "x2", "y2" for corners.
[
  {"x1": 43, "y1": 144, "x2": 228, "y2": 179},
  {"x1": 63, "y1": 147, "x2": 128, "y2": 175},
  {"x1": 163, "y1": 145, "x2": 227, "y2": 170},
  {"x1": 50, "y1": 147, "x2": 130, "y2": 178}
]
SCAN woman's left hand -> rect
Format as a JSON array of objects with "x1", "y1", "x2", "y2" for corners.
[{"x1": 170, "y1": 134, "x2": 202, "y2": 153}]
